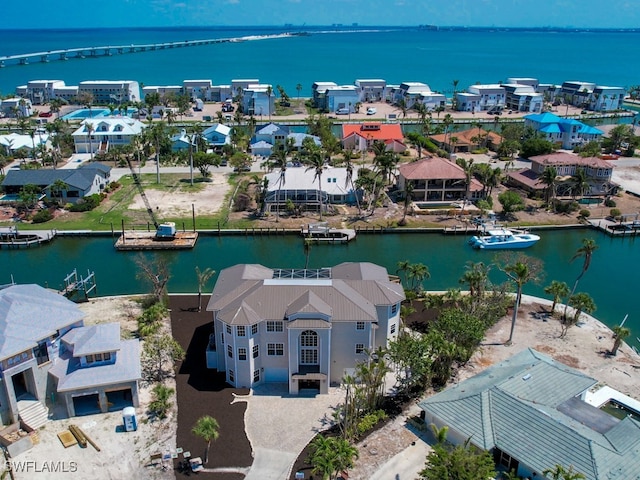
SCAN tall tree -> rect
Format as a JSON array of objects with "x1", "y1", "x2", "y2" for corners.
[
  {"x1": 419, "y1": 438, "x2": 496, "y2": 480},
  {"x1": 544, "y1": 280, "x2": 570, "y2": 314},
  {"x1": 563, "y1": 238, "x2": 598, "y2": 321},
  {"x1": 195, "y1": 266, "x2": 215, "y2": 312},
  {"x1": 563, "y1": 292, "x2": 596, "y2": 337},
  {"x1": 191, "y1": 416, "x2": 220, "y2": 465},
  {"x1": 540, "y1": 166, "x2": 558, "y2": 206},
  {"x1": 610, "y1": 325, "x2": 631, "y2": 356},
  {"x1": 304, "y1": 145, "x2": 326, "y2": 220},
  {"x1": 268, "y1": 142, "x2": 288, "y2": 222}
]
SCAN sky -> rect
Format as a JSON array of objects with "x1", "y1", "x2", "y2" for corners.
[{"x1": 2, "y1": 0, "x2": 639, "y2": 29}]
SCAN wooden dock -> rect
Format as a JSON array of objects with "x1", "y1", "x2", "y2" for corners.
[
  {"x1": 114, "y1": 231, "x2": 199, "y2": 251},
  {"x1": 587, "y1": 218, "x2": 640, "y2": 237},
  {"x1": 0, "y1": 228, "x2": 57, "y2": 249}
]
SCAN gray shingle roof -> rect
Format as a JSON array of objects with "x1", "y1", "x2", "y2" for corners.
[
  {"x1": 419, "y1": 349, "x2": 640, "y2": 480},
  {"x1": 0, "y1": 284, "x2": 85, "y2": 360},
  {"x1": 1, "y1": 164, "x2": 110, "y2": 190},
  {"x1": 49, "y1": 338, "x2": 141, "y2": 392},
  {"x1": 62, "y1": 323, "x2": 121, "y2": 356},
  {"x1": 207, "y1": 262, "x2": 404, "y2": 326}
]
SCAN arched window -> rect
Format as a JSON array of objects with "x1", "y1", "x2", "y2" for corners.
[{"x1": 300, "y1": 330, "x2": 318, "y2": 365}]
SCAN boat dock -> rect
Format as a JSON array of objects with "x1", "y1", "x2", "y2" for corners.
[
  {"x1": 114, "y1": 231, "x2": 199, "y2": 251},
  {"x1": 587, "y1": 217, "x2": 640, "y2": 237},
  {"x1": 0, "y1": 228, "x2": 57, "y2": 249},
  {"x1": 301, "y1": 223, "x2": 356, "y2": 244}
]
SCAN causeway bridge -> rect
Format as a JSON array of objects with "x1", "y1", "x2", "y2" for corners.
[{"x1": 0, "y1": 33, "x2": 293, "y2": 68}]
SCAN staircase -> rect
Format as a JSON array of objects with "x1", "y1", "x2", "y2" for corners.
[{"x1": 17, "y1": 399, "x2": 49, "y2": 430}]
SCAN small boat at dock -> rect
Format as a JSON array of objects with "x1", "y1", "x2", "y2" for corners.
[
  {"x1": 301, "y1": 222, "x2": 356, "y2": 244},
  {"x1": 469, "y1": 228, "x2": 540, "y2": 250}
]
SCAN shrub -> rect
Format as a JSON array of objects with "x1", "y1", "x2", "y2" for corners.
[
  {"x1": 356, "y1": 410, "x2": 388, "y2": 436},
  {"x1": 554, "y1": 199, "x2": 580, "y2": 214},
  {"x1": 610, "y1": 208, "x2": 621, "y2": 219},
  {"x1": 148, "y1": 384, "x2": 174, "y2": 420},
  {"x1": 32, "y1": 209, "x2": 53, "y2": 223},
  {"x1": 604, "y1": 198, "x2": 616, "y2": 207},
  {"x1": 68, "y1": 193, "x2": 102, "y2": 212},
  {"x1": 137, "y1": 302, "x2": 168, "y2": 338},
  {"x1": 579, "y1": 209, "x2": 591, "y2": 218}
]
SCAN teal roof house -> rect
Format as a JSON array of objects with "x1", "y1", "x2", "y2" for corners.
[
  {"x1": 524, "y1": 112, "x2": 603, "y2": 150},
  {"x1": 419, "y1": 349, "x2": 640, "y2": 480}
]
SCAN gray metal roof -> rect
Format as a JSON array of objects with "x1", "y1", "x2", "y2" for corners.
[
  {"x1": 419, "y1": 348, "x2": 640, "y2": 480},
  {"x1": 207, "y1": 262, "x2": 404, "y2": 326},
  {"x1": 50, "y1": 338, "x2": 141, "y2": 392},
  {"x1": 0, "y1": 284, "x2": 85, "y2": 360},
  {"x1": 62, "y1": 323, "x2": 121, "y2": 356}
]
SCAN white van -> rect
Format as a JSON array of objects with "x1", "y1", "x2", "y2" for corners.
[{"x1": 336, "y1": 108, "x2": 349, "y2": 115}]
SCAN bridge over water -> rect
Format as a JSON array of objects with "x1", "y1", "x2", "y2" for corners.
[{"x1": 0, "y1": 33, "x2": 293, "y2": 67}]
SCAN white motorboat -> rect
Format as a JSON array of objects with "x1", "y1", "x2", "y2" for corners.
[
  {"x1": 301, "y1": 222, "x2": 356, "y2": 244},
  {"x1": 469, "y1": 228, "x2": 540, "y2": 250}
]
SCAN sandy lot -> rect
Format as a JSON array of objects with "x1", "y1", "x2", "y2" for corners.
[
  {"x1": 10, "y1": 296, "x2": 177, "y2": 480},
  {"x1": 128, "y1": 174, "x2": 231, "y2": 218}
]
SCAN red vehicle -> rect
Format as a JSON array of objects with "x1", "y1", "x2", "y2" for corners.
[{"x1": 38, "y1": 111, "x2": 53, "y2": 117}]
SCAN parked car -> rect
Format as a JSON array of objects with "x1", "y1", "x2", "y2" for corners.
[
  {"x1": 366, "y1": 107, "x2": 377, "y2": 115},
  {"x1": 336, "y1": 108, "x2": 350, "y2": 115}
]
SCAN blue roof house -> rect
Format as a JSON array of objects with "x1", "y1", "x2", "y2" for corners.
[
  {"x1": 419, "y1": 348, "x2": 640, "y2": 480},
  {"x1": 202, "y1": 123, "x2": 231, "y2": 150},
  {"x1": 524, "y1": 112, "x2": 603, "y2": 150}
]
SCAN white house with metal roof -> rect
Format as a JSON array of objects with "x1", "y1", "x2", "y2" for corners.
[
  {"x1": 206, "y1": 262, "x2": 404, "y2": 394},
  {"x1": 72, "y1": 117, "x2": 146, "y2": 154},
  {"x1": 419, "y1": 348, "x2": 640, "y2": 480}
]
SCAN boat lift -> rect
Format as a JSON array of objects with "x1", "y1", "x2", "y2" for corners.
[{"x1": 60, "y1": 269, "x2": 97, "y2": 301}]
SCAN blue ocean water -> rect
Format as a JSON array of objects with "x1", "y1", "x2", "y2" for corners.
[{"x1": 1, "y1": 26, "x2": 639, "y2": 97}]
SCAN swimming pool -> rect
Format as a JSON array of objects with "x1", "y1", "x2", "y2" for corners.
[
  {"x1": 61, "y1": 108, "x2": 137, "y2": 120},
  {"x1": 414, "y1": 201, "x2": 461, "y2": 210},
  {"x1": 0, "y1": 194, "x2": 20, "y2": 203}
]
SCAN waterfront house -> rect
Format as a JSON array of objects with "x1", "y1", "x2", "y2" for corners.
[
  {"x1": 263, "y1": 166, "x2": 360, "y2": 213},
  {"x1": 560, "y1": 81, "x2": 596, "y2": 108},
  {"x1": 72, "y1": 117, "x2": 146, "y2": 154},
  {"x1": 0, "y1": 284, "x2": 140, "y2": 427},
  {"x1": 311, "y1": 82, "x2": 338, "y2": 110},
  {"x1": 455, "y1": 84, "x2": 505, "y2": 112},
  {"x1": 589, "y1": 86, "x2": 626, "y2": 112},
  {"x1": 430, "y1": 127, "x2": 503, "y2": 153},
  {"x1": 49, "y1": 323, "x2": 141, "y2": 418},
  {"x1": 502, "y1": 83, "x2": 543, "y2": 112},
  {"x1": 506, "y1": 152, "x2": 616, "y2": 197},
  {"x1": 183, "y1": 80, "x2": 213, "y2": 101},
  {"x1": 394, "y1": 82, "x2": 446, "y2": 110},
  {"x1": 1, "y1": 163, "x2": 111, "y2": 203},
  {"x1": 0, "y1": 98, "x2": 33, "y2": 118},
  {"x1": 355, "y1": 79, "x2": 387, "y2": 103},
  {"x1": 326, "y1": 85, "x2": 360, "y2": 113},
  {"x1": 419, "y1": 348, "x2": 640, "y2": 480},
  {"x1": 77, "y1": 80, "x2": 141, "y2": 104},
  {"x1": 241, "y1": 84, "x2": 276, "y2": 117},
  {"x1": 205, "y1": 262, "x2": 404, "y2": 394},
  {"x1": 341, "y1": 123, "x2": 406, "y2": 154},
  {"x1": 397, "y1": 157, "x2": 484, "y2": 201},
  {"x1": 143, "y1": 85, "x2": 184, "y2": 102},
  {"x1": 506, "y1": 77, "x2": 540, "y2": 90},
  {"x1": 15, "y1": 80, "x2": 67, "y2": 105},
  {"x1": 524, "y1": 112, "x2": 603, "y2": 150},
  {"x1": 171, "y1": 129, "x2": 197, "y2": 152}
]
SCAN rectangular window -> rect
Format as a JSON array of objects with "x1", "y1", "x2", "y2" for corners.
[
  {"x1": 251, "y1": 324, "x2": 258, "y2": 335},
  {"x1": 253, "y1": 369, "x2": 260, "y2": 382},
  {"x1": 226, "y1": 324, "x2": 232, "y2": 335},
  {"x1": 86, "y1": 354, "x2": 94, "y2": 364},
  {"x1": 356, "y1": 321, "x2": 365, "y2": 330},
  {"x1": 390, "y1": 323, "x2": 396, "y2": 334},
  {"x1": 355, "y1": 343, "x2": 365, "y2": 354},
  {"x1": 391, "y1": 304, "x2": 398, "y2": 315},
  {"x1": 228, "y1": 370, "x2": 235, "y2": 383},
  {"x1": 104, "y1": 352, "x2": 111, "y2": 361},
  {"x1": 267, "y1": 343, "x2": 284, "y2": 356},
  {"x1": 237, "y1": 326, "x2": 246, "y2": 337},
  {"x1": 221, "y1": 333, "x2": 224, "y2": 344},
  {"x1": 300, "y1": 349, "x2": 318, "y2": 365},
  {"x1": 238, "y1": 348, "x2": 247, "y2": 361},
  {"x1": 95, "y1": 353, "x2": 103, "y2": 362},
  {"x1": 227, "y1": 345, "x2": 233, "y2": 358},
  {"x1": 253, "y1": 345, "x2": 259, "y2": 358},
  {"x1": 266, "y1": 321, "x2": 283, "y2": 332}
]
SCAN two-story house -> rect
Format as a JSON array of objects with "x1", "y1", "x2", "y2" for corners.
[
  {"x1": 524, "y1": 112, "x2": 603, "y2": 150},
  {"x1": 72, "y1": 117, "x2": 147, "y2": 154},
  {"x1": 206, "y1": 262, "x2": 405, "y2": 394},
  {"x1": 455, "y1": 84, "x2": 505, "y2": 112}
]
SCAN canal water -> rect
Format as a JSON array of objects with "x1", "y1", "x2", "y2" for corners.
[{"x1": 3, "y1": 229, "x2": 639, "y2": 348}]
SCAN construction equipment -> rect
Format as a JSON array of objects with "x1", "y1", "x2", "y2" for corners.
[{"x1": 125, "y1": 158, "x2": 176, "y2": 239}]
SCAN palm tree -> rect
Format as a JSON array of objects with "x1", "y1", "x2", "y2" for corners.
[
  {"x1": 195, "y1": 267, "x2": 215, "y2": 312},
  {"x1": 540, "y1": 166, "x2": 558, "y2": 207},
  {"x1": 442, "y1": 114, "x2": 454, "y2": 155},
  {"x1": 296, "y1": 83, "x2": 302, "y2": 100},
  {"x1": 563, "y1": 292, "x2": 596, "y2": 337},
  {"x1": 148, "y1": 122, "x2": 167, "y2": 184},
  {"x1": 543, "y1": 464, "x2": 586, "y2": 480},
  {"x1": 304, "y1": 146, "x2": 326, "y2": 220},
  {"x1": 611, "y1": 325, "x2": 631, "y2": 356},
  {"x1": 452, "y1": 79, "x2": 460, "y2": 110},
  {"x1": 544, "y1": 280, "x2": 570, "y2": 314},
  {"x1": 563, "y1": 238, "x2": 598, "y2": 321},
  {"x1": 84, "y1": 121, "x2": 95, "y2": 160},
  {"x1": 501, "y1": 255, "x2": 543, "y2": 345},
  {"x1": 459, "y1": 261, "x2": 490, "y2": 300},
  {"x1": 457, "y1": 158, "x2": 474, "y2": 212},
  {"x1": 430, "y1": 423, "x2": 449, "y2": 445},
  {"x1": 50, "y1": 179, "x2": 68, "y2": 206},
  {"x1": 571, "y1": 167, "x2": 589, "y2": 199},
  {"x1": 407, "y1": 262, "x2": 430, "y2": 294},
  {"x1": 400, "y1": 180, "x2": 414, "y2": 224},
  {"x1": 268, "y1": 144, "x2": 288, "y2": 222},
  {"x1": 342, "y1": 149, "x2": 361, "y2": 217},
  {"x1": 191, "y1": 415, "x2": 220, "y2": 465}
]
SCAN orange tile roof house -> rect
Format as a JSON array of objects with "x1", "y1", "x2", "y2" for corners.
[
  {"x1": 430, "y1": 127, "x2": 503, "y2": 153},
  {"x1": 342, "y1": 123, "x2": 406, "y2": 153},
  {"x1": 398, "y1": 157, "x2": 484, "y2": 202}
]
